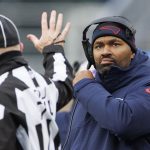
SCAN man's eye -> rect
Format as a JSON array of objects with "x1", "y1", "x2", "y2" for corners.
[
  {"x1": 94, "y1": 45, "x2": 103, "y2": 49},
  {"x1": 112, "y1": 43, "x2": 120, "y2": 47}
]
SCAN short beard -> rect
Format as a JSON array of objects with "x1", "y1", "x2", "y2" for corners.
[{"x1": 95, "y1": 63, "x2": 113, "y2": 76}]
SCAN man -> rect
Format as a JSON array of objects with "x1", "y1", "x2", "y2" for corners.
[
  {"x1": 57, "y1": 16, "x2": 150, "y2": 150},
  {"x1": 0, "y1": 10, "x2": 73, "y2": 150}
]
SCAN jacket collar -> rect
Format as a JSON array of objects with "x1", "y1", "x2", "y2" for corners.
[
  {"x1": 95, "y1": 49, "x2": 150, "y2": 92},
  {"x1": 0, "y1": 50, "x2": 28, "y2": 75}
]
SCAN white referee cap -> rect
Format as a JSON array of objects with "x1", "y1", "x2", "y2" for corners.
[{"x1": 0, "y1": 15, "x2": 20, "y2": 48}]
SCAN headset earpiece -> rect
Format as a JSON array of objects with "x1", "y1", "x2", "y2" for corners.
[
  {"x1": 82, "y1": 23, "x2": 96, "y2": 68},
  {"x1": 82, "y1": 39, "x2": 93, "y2": 69}
]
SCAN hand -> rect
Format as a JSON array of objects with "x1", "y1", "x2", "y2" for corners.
[
  {"x1": 73, "y1": 70, "x2": 94, "y2": 85},
  {"x1": 27, "y1": 10, "x2": 71, "y2": 53}
]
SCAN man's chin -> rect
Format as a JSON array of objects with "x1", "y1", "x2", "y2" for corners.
[{"x1": 96, "y1": 65, "x2": 112, "y2": 75}]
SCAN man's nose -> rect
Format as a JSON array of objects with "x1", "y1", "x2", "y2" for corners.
[{"x1": 101, "y1": 45, "x2": 111, "y2": 56}]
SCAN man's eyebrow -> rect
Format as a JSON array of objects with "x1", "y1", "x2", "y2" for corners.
[
  {"x1": 94, "y1": 38, "x2": 122, "y2": 44},
  {"x1": 94, "y1": 41, "x2": 103, "y2": 45}
]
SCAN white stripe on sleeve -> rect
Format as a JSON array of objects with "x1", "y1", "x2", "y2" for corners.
[
  {"x1": 0, "y1": 104, "x2": 5, "y2": 120},
  {"x1": 52, "y1": 53, "x2": 67, "y2": 81}
]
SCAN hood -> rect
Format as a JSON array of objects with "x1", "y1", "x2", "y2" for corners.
[{"x1": 95, "y1": 49, "x2": 150, "y2": 92}]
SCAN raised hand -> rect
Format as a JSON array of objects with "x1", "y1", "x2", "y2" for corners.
[{"x1": 27, "y1": 10, "x2": 71, "y2": 53}]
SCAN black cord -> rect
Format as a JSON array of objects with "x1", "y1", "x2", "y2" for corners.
[{"x1": 61, "y1": 98, "x2": 79, "y2": 150}]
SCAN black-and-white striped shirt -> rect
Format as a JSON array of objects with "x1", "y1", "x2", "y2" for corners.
[{"x1": 0, "y1": 45, "x2": 73, "y2": 150}]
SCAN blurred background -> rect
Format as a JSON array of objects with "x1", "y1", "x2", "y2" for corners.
[{"x1": 0, "y1": 0, "x2": 150, "y2": 72}]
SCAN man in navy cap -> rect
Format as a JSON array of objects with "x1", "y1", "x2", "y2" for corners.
[{"x1": 57, "y1": 16, "x2": 150, "y2": 150}]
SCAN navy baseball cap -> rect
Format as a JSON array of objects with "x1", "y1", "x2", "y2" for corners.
[
  {"x1": 92, "y1": 21, "x2": 136, "y2": 53},
  {"x1": 0, "y1": 15, "x2": 20, "y2": 48}
]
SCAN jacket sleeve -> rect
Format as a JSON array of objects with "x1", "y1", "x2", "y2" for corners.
[
  {"x1": 56, "y1": 112, "x2": 71, "y2": 145},
  {"x1": 0, "y1": 103, "x2": 19, "y2": 150},
  {"x1": 42, "y1": 45, "x2": 74, "y2": 110},
  {"x1": 74, "y1": 78, "x2": 150, "y2": 141}
]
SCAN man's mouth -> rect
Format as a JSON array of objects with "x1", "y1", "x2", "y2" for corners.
[{"x1": 101, "y1": 58, "x2": 115, "y2": 65}]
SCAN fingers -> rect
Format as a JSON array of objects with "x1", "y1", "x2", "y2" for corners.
[
  {"x1": 27, "y1": 34, "x2": 42, "y2": 52},
  {"x1": 52, "y1": 22, "x2": 71, "y2": 46},
  {"x1": 49, "y1": 10, "x2": 63, "y2": 39},
  {"x1": 55, "y1": 13, "x2": 63, "y2": 35},
  {"x1": 27, "y1": 34, "x2": 38, "y2": 44},
  {"x1": 60, "y1": 22, "x2": 71, "y2": 39},
  {"x1": 41, "y1": 12, "x2": 48, "y2": 35},
  {"x1": 49, "y1": 10, "x2": 56, "y2": 32},
  {"x1": 27, "y1": 10, "x2": 70, "y2": 52}
]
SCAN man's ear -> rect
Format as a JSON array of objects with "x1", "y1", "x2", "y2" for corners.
[{"x1": 19, "y1": 42, "x2": 24, "y2": 52}]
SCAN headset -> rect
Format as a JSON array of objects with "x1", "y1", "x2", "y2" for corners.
[{"x1": 82, "y1": 16, "x2": 136, "y2": 68}]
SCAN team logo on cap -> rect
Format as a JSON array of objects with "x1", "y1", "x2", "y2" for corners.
[
  {"x1": 145, "y1": 88, "x2": 150, "y2": 94},
  {"x1": 100, "y1": 25, "x2": 121, "y2": 35}
]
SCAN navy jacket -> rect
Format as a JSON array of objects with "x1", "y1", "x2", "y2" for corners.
[{"x1": 57, "y1": 49, "x2": 150, "y2": 150}]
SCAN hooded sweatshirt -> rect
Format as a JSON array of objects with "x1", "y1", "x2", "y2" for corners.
[{"x1": 57, "y1": 49, "x2": 150, "y2": 150}]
